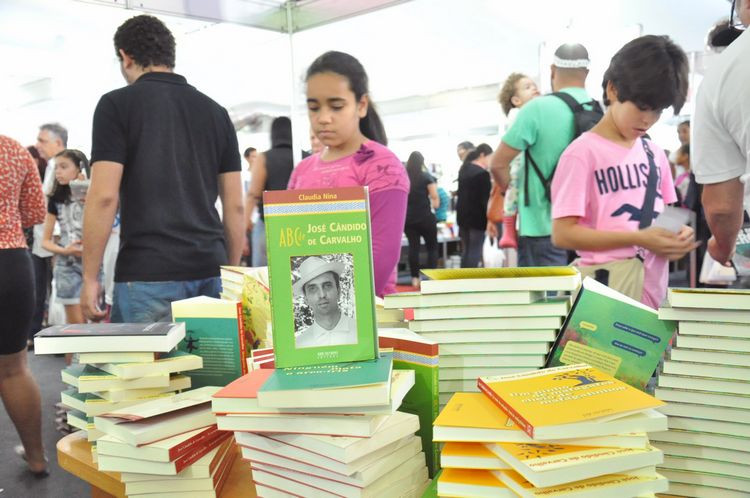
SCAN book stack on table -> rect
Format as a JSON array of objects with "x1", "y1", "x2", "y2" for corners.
[
  {"x1": 218, "y1": 265, "x2": 272, "y2": 350},
  {"x1": 33, "y1": 323, "x2": 202, "y2": 456},
  {"x1": 433, "y1": 364, "x2": 670, "y2": 497},
  {"x1": 383, "y1": 267, "x2": 580, "y2": 409},
  {"x1": 653, "y1": 288, "x2": 750, "y2": 497},
  {"x1": 94, "y1": 386, "x2": 236, "y2": 498},
  {"x1": 210, "y1": 352, "x2": 432, "y2": 497}
]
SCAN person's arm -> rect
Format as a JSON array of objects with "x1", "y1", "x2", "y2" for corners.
[
  {"x1": 427, "y1": 182, "x2": 439, "y2": 209},
  {"x1": 81, "y1": 161, "x2": 122, "y2": 321},
  {"x1": 702, "y1": 177, "x2": 745, "y2": 264},
  {"x1": 245, "y1": 153, "x2": 267, "y2": 232},
  {"x1": 553, "y1": 217, "x2": 698, "y2": 260},
  {"x1": 19, "y1": 151, "x2": 46, "y2": 228},
  {"x1": 489, "y1": 142, "x2": 521, "y2": 191},
  {"x1": 219, "y1": 171, "x2": 244, "y2": 266},
  {"x1": 369, "y1": 189, "x2": 407, "y2": 297},
  {"x1": 41, "y1": 213, "x2": 80, "y2": 256}
]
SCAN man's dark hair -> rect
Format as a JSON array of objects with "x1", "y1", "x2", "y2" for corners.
[
  {"x1": 114, "y1": 15, "x2": 176, "y2": 69},
  {"x1": 602, "y1": 35, "x2": 688, "y2": 113},
  {"x1": 457, "y1": 141, "x2": 474, "y2": 151},
  {"x1": 40, "y1": 123, "x2": 68, "y2": 147},
  {"x1": 243, "y1": 147, "x2": 256, "y2": 158},
  {"x1": 679, "y1": 120, "x2": 690, "y2": 128}
]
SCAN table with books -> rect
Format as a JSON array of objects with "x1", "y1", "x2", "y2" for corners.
[{"x1": 56, "y1": 431, "x2": 256, "y2": 498}]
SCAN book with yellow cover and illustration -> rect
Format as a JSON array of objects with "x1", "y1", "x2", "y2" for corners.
[
  {"x1": 433, "y1": 393, "x2": 651, "y2": 448},
  {"x1": 496, "y1": 468, "x2": 668, "y2": 497},
  {"x1": 437, "y1": 467, "x2": 516, "y2": 498},
  {"x1": 477, "y1": 364, "x2": 666, "y2": 440},
  {"x1": 485, "y1": 441, "x2": 663, "y2": 487},
  {"x1": 440, "y1": 442, "x2": 510, "y2": 469},
  {"x1": 419, "y1": 267, "x2": 581, "y2": 294}
]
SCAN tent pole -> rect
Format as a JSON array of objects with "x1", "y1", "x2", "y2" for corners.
[{"x1": 286, "y1": 1, "x2": 303, "y2": 166}]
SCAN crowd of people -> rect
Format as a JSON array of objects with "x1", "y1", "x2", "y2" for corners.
[{"x1": 3, "y1": 1, "x2": 750, "y2": 478}]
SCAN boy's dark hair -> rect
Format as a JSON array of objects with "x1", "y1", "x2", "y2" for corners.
[
  {"x1": 306, "y1": 51, "x2": 387, "y2": 146},
  {"x1": 498, "y1": 73, "x2": 527, "y2": 116},
  {"x1": 114, "y1": 15, "x2": 176, "y2": 69},
  {"x1": 602, "y1": 35, "x2": 688, "y2": 113},
  {"x1": 243, "y1": 147, "x2": 256, "y2": 158},
  {"x1": 50, "y1": 149, "x2": 89, "y2": 204}
]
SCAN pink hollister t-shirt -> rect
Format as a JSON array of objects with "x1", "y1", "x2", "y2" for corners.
[
  {"x1": 552, "y1": 132, "x2": 677, "y2": 309},
  {"x1": 288, "y1": 141, "x2": 409, "y2": 297}
]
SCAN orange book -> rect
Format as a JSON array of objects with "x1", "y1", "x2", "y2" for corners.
[
  {"x1": 496, "y1": 468, "x2": 668, "y2": 497},
  {"x1": 437, "y1": 468, "x2": 515, "y2": 497},
  {"x1": 433, "y1": 393, "x2": 650, "y2": 448},
  {"x1": 477, "y1": 364, "x2": 665, "y2": 440}
]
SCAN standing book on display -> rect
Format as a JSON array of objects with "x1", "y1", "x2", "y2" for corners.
[
  {"x1": 263, "y1": 187, "x2": 378, "y2": 368},
  {"x1": 171, "y1": 296, "x2": 247, "y2": 389},
  {"x1": 732, "y1": 222, "x2": 750, "y2": 276},
  {"x1": 545, "y1": 277, "x2": 675, "y2": 390}
]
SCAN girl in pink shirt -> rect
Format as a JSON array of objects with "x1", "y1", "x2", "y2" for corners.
[
  {"x1": 551, "y1": 35, "x2": 699, "y2": 308},
  {"x1": 288, "y1": 51, "x2": 409, "y2": 297}
]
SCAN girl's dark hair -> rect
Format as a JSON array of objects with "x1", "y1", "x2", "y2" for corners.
[
  {"x1": 602, "y1": 35, "x2": 688, "y2": 113},
  {"x1": 405, "y1": 151, "x2": 425, "y2": 187},
  {"x1": 114, "y1": 15, "x2": 176, "y2": 68},
  {"x1": 461, "y1": 143, "x2": 493, "y2": 172},
  {"x1": 270, "y1": 116, "x2": 292, "y2": 148},
  {"x1": 305, "y1": 51, "x2": 387, "y2": 146},
  {"x1": 50, "y1": 149, "x2": 89, "y2": 204}
]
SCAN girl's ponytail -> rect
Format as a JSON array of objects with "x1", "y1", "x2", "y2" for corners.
[{"x1": 360, "y1": 103, "x2": 387, "y2": 146}]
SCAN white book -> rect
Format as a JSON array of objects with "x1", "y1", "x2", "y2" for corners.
[
  {"x1": 655, "y1": 387, "x2": 750, "y2": 410},
  {"x1": 95, "y1": 374, "x2": 191, "y2": 402},
  {"x1": 668, "y1": 347, "x2": 750, "y2": 367},
  {"x1": 96, "y1": 351, "x2": 202, "y2": 380},
  {"x1": 439, "y1": 355, "x2": 545, "y2": 368},
  {"x1": 497, "y1": 468, "x2": 667, "y2": 498},
  {"x1": 439, "y1": 342, "x2": 550, "y2": 355},
  {"x1": 658, "y1": 373, "x2": 750, "y2": 395},
  {"x1": 79, "y1": 351, "x2": 158, "y2": 364},
  {"x1": 659, "y1": 468, "x2": 750, "y2": 494},
  {"x1": 119, "y1": 440, "x2": 234, "y2": 482},
  {"x1": 650, "y1": 429, "x2": 750, "y2": 453},
  {"x1": 667, "y1": 481, "x2": 750, "y2": 498},
  {"x1": 409, "y1": 316, "x2": 562, "y2": 332},
  {"x1": 419, "y1": 272, "x2": 580, "y2": 294},
  {"x1": 217, "y1": 412, "x2": 389, "y2": 438},
  {"x1": 441, "y1": 367, "x2": 532, "y2": 381},
  {"x1": 236, "y1": 432, "x2": 419, "y2": 476},
  {"x1": 654, "y1": 441, "x2": 750, "y2": 466},
  {"x1": 657, "y1": 401, "x2": 750, "y2": 424},
  {"x1": 419, "y1": 330, "x2": 557, "y2": 344},
  {"x1": 661, "y1": 455, "x2": 750, "y2": 479},
  {"x1": 259, "y1": 411, "x2": 418, "y2": 463},
  {"x1": 675, "y1": 334, "x2": 750, "y2": 352},
  {"x1": 406, "y1": 299, "x2": 570, "y2": 320},
  {"x1": 384, "y1": 290, "x2": 544, "y2": 309},
  {"x1": 34, "y1": 322, "x2": 185, "y2": 354},
  {"x1": 662, "y1": 359, "x2": 750, "y2": 382},
  {"x1": 667, "y1": 416, "x2": 750, "y2": 438},
  {"x1": 678, "y1": 320, "x2": 750, "y2": 339}
]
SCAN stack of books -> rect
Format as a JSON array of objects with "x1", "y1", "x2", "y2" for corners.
[
  {"x1": 219, "y1": 265, "x2": 272, "y2": 349},
  {"x1": 654, "y1": 288, "x2": 750, "y2": 497},
  {"x1": 383, "y1": 267, "x2": 580, "y2": 408},
  {"x1": 210, "y1": 352, "x2": 431, "y2": 496},
  {"x1": 433, "y1": 364, "x2": 670, "y2": 497},
  {"x1": 34, "y1": 323, "x2": 200, "y2": 454},
  {"x1": 93, "y1": 387, "x2": 235, "y2": 497}
]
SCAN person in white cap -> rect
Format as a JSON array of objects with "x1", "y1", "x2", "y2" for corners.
[
  {"x1": 490, "y1": 43, "x2": 598, "y2": 268},
  {"x1": 293, "y1": 256, "x2": 357, "y2": 348}
]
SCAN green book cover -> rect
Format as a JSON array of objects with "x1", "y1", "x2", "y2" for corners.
[
  {"x1": 171, "y1": 296, "x2": 248, "y2": 389},
  {"x1": 379, "y1": 328, "x2": 440, "y2": 478},
  {"x1": 263, "y1": 187, "x2": 378, "y2": 368},
  {"x1": 546, "y1": 277, "x2": 675, "y2": 390},
  {"x1": 732, "y1": 223, "x2": 750, "y2": 276},
  {"x1": 259, "y1": 353, "x2": 392, "y2": 393}
]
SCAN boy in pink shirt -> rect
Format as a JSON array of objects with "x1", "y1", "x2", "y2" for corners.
[{"x1": 552, "y1": 35, "x2": 698, "y2": 308}]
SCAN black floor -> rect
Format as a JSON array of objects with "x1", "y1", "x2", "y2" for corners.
[{"x1": 0, "y1": 351, "x2": 89, "y2": 498}]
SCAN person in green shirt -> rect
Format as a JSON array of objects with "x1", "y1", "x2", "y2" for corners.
[{"x1": 490, "y1": 43, "x2": 594, "y2": 267}]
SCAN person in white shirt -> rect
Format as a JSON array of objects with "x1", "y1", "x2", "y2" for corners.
[
  {"x1": 693, "y1": 0, "x2": 750, "y2": 265},
  {"x1": 293, "y1": 257, "x2": 357, "y2": 348}
]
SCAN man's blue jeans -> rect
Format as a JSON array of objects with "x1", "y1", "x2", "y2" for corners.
[
  {"x1": 111, "y1": 277, "x2": 222, "y2": 323},
  {"x1": 518, "y1": 235, "x2": 568, "y2": 267}
]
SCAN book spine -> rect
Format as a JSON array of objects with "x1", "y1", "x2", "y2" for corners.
[
  {"x1": 403, "y1": 308, "x2": 415, "y2": 321},
  {"x1": 167, "y1": 424, "x2": 220, "y2": 460},
  {"x1": 477, "y1": 378, "x2": 535, "y2": 439},
  {"x1": 173, "y1": 431, "x2": 231, "y2": 474},
  {"x1": 235, "y1": 301, "x2": 248, "y2": 374}
]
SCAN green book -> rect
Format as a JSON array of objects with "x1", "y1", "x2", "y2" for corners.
[
  {"x1": 256, "y1": 353, "x2": 393, "y2": 409},
  {"x1": 379, "y1": 328, "x2": 440, "y2": 478},
  {"x1": 263, "y1": 187, "x2": 378, "y2": 368},
  {"x1": 546, "y1": 277, "x2": 675, "y2": 390},
  {"x1": 171, "y1": 296, "x2": 248, "y2": 389}
]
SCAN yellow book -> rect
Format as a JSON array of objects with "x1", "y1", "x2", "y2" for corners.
[
  {"x1": 497, "y1": 468, "x2": 667, "y2": 497},
  {"x1": 441, "y1": 442, "x2": 510, "y2": 469},
  {"x1": 420, "y1": 267, "x2": 581, "y2": 293},
  {"x1": 437, "y1": 468, "x2": 516, "y2": 497},
  {"x1": 477, "y1": 364, "x2": 665, "y2": 440},
  {"x1": 433, "y1": 393, "x2": 650, "y2": 448},
  {"x1": 486, "y1": 442, "x2": 663, "y2": 488}
]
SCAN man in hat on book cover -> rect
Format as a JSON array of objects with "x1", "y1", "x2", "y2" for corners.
[{"x1": 293, "y1": 256, "x2": 357, "y2": 348}]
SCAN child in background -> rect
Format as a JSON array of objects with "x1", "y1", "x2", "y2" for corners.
[
  {"x1": 551, "y1": 35, "x2": 699, "y2": 308},
  {"x1": 41, "y1": 149, "x2": 89, "y2": 329},
  {"x1": 497, "y1": 73, "x2": 540, "y2": 250},
  {"x1": 673, "y1": 143, "x2": 692, "y2": 206},
  {"x1": 288, "y1": 51, "x2": 409, "y2": 297}
]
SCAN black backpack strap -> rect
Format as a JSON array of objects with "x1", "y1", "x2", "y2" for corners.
[
  {"x1": 524, "y1": 150, "x2": 555, "y2": 206},
  {"x1": 639, "y1": 137, "x2": 659, "y2": 229},
  {"x1": 551, "y1": 91, "x2": 584, "y2": 113}
]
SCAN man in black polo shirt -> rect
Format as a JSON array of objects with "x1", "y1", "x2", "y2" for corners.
[{"x1": 81, "y1": 15, "x2": 244, "y2": 322}]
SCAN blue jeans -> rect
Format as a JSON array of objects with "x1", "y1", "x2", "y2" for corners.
[
  {"x1": 111, "y1": 277, "x2": 222, "y2": 323},
  {"x1": 518, "y1": 235, "x2": 568, "y2": 267},
  {"x1": 252, "y1": 218, "x2": 267, "y2": 267},
  {"x1": 460, "y1": 227, "x2": 485, "y2": 268}
]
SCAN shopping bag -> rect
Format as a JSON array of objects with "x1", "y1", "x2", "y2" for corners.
[{"x1": 482, "y1": 236, "x2": 505, "y2": 268}]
